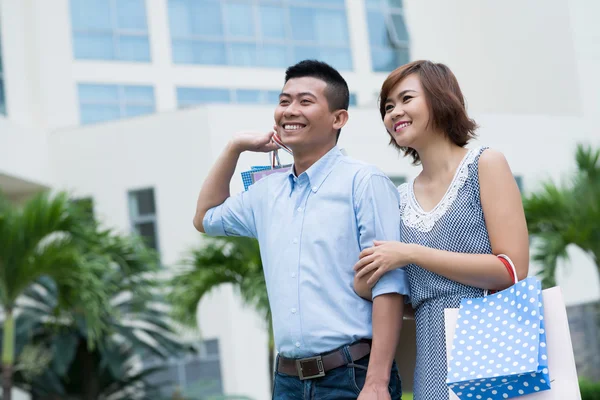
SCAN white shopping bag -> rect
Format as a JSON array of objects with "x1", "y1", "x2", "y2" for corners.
[{"x1": 445, "y1": 286, "x2": 581, "y2": 399}]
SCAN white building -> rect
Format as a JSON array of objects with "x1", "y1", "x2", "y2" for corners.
[{"x1": 1, "y1": 0, "x2": 599, "y2": 399}]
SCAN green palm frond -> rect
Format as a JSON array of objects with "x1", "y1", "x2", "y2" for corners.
[
  {"x1": 169, "y1": 236, "x2": 268, "y2": 327},
  {"x1": 1, "y1": 196, "x2": 192, "y2": 399},
  {"x1": 523, "y1": 143, "x2": 600, "y2": 288}
]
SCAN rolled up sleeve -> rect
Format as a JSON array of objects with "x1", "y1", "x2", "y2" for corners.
[
  {"x1": 202, "y1": 190, "x2": 258, "y2": 238},
  {"x1": 355, "y1": 171, "x2": 410, "y2": 299}
]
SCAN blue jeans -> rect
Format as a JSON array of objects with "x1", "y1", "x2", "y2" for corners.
[{"x1": 273, "y1": 346, "x2": 402, "y2": 399}]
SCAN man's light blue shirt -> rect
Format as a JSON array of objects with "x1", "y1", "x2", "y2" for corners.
[{"x1": 203, "y1": 146, "x2": 410, "y2": 357}]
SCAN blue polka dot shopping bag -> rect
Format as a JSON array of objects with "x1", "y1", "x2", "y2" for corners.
[{"x1": 446, "y1": 276, "x2": 551, "y2": 399}]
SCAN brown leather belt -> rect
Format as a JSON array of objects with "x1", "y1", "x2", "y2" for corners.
[{"x1": 277, "y1": 341, "x2": 371, "y2": 380}]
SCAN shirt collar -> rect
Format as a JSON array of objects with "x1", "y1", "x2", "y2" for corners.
[{"x1": 286, "y1": 145, "x2": 343, "y2": 193}]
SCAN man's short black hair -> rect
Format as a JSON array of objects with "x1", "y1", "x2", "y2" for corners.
[{"x1": 284, "y1": 60, "x2": 350, "y2": 140}]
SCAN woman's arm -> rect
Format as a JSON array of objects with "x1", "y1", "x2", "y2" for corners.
[{"x1": 354, "y1": 149, "x2": 529, "y2": 291}]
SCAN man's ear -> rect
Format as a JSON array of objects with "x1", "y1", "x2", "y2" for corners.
[{"x1": 333, "y1": 109, "x2": 349, "y2": 131}]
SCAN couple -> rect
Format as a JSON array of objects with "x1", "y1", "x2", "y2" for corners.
[{"x1": 193, "y1": 59, "x2": 529, "y2": 400}]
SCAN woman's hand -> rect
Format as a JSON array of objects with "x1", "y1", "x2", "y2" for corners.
[{"x1": 353, "y1": 241, "x2": 415, "y2": 286}]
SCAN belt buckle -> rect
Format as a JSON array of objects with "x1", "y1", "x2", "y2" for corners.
[{"x1": 296, "y1": 355, "x2": 325, "y2": 380}]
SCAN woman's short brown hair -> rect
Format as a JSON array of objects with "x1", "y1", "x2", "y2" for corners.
[{"x1": 379, "y1": 60, "x2": 478, "y2": 164}]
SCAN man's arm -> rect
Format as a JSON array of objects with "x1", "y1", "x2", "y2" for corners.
[
  {"x1": 193, "y1": 131, "x2": 278, "y2": 232},
  {"x1": 363, "y1": 294, "x2": 403, "y2": 393},
  {"x1": 354, "y1": 171, "x2": 408, "y2": 398}
]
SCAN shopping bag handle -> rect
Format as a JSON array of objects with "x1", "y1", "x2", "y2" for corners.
[
  {"x1": 497, "y1": 254, "x2": 518, "y2": 285},
  {"x1": 484, "y1": 254, "x2": 519, "y2": 296}
]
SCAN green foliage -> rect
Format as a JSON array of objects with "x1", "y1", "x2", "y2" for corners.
[
  {"x1": 523, "y1": 144, "x2": 600, "y2": 288},
  {"x1": 579, "y1": 379, "x2": 600, "y2": 400}
]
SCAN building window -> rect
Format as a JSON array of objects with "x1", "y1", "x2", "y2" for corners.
[
  {"x1": 78, "y1": 83, "x2": 155, "y2": 124},
  {"x1": 144, "y1": 339, "x2": 223, "y2": 398},
  {"x1": 0, "y1": 26, "x2": 5, "y2": 115},
  {"x1": 177, "y1": 87, "x2": 357, "y2": 108},
  {"x1": 365, "y1": 0, "x2": 409, "y2": 72},
  {"x1": 70, "y1": 0, "x2": 151, "y2": 61},
  {"x1": 177, "y1": 87, "x2": 283, "y2": 107},
  {"x1": 389, "y1": 175, "x2": 407, "y2": 187},
  {"x1": 168, "y1": 0, "x2": 352, "y2": 70},
  {"x1": 128, "y1": 188, "x2": 159, "y2": 252}
]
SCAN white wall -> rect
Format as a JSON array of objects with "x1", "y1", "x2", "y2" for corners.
[
  {"x1": 404, "y1": 0, "x2": 582, "y2": 116},
  {"x1": 0, "y1": 117, "x2": 50, "y2": 188}
]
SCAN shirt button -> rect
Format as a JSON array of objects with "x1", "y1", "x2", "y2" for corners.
[
  {"x1": 291, "y1": 272, "x2": 296, "y2": 278},
  {"x1": 297, "y1": 207, "x2": 303, "y2": 212},
  {"x1": 293, "y1": 238, "x2": 298, "y2": 244},
  {"x1": 291, "y1": 308, "x2": 297, "y2": 314},
  {"x1": 312, "y1": 186, "x2": 317, "y2": 192},
  {"x1": 295, "y1": 342, "x2": 301, "y2": 348}
]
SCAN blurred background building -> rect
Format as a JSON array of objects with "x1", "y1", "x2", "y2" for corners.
[{"x1": 0, "y1": 0, "x2": 599, "y2": 399}]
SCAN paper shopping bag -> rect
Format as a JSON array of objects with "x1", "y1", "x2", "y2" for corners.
[
  {"x1": 446, "y1": 277, "x2": 550, "y2": 399},
  {"x1": 445, "y1": 285, "x2": 581, "y2": 399}
]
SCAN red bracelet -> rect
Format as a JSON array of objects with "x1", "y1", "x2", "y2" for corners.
[{"x1": 497, "y1": 255, "x2": 516, "y2": 284}]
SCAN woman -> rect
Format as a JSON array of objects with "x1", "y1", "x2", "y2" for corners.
[{"x1": 353, "y1": 60, "x2": 529, "y2": 399}]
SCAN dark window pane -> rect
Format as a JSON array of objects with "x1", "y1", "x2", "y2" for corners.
[
  {"x1": 131, "y1": 188, "x2": 156, "y2": 215},
  {"x1": 184, "y1": 360, "x2": 222, "y2": 395},
  {"x1": 204, "y1": 339, "x2": 219, "y2": 355},
  {"x1": 136, "y1": 221, "x2": 157, "y2": 250},
  {"x1": 0, "y1": 78, "x2": 5, "y2": 115}
]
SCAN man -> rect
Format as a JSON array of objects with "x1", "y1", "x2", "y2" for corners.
[{"x1": 193, "y1": 60, "x2": 409, "y2": 399}]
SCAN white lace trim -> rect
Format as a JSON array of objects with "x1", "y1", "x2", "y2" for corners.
[{"x1": 400, "y1": 147, "x2": 481, "y2": 233}]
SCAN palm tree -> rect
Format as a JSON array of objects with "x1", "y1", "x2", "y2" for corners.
[
  {"x1": 0, "y1": 191, "x2": 109, "y2": 400},
  {"x1": 523, "y1": 143, "x2": 600, "y2": 288},
  {"x1": 168, "y1": 236, "x2": 274, "y2": 385},
  {"x1": 10, "y1": 227, "x2": 193, "y2": 400}
]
